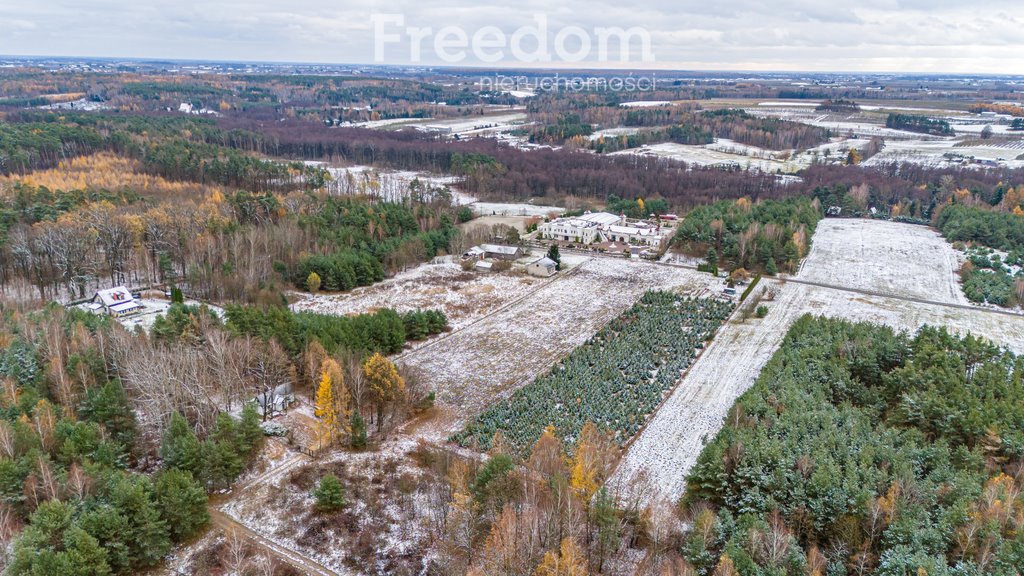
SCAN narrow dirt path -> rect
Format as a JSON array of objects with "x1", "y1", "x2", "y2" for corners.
[{"x1": 209, "y1": 509, "x2": 345, "y2": 576}]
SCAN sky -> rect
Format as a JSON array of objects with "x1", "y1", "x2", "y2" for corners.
[{"x1": 1, "y1": 0, "x2": 1022, "y2": 74}]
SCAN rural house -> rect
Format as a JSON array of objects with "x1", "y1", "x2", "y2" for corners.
[{"x1": 90, "y1": 286, "x2": 144, "y2": 317}]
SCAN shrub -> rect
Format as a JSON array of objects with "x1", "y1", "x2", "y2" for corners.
[{"x1": 755, "y1": 305, "x2": 769, "y2": 318}]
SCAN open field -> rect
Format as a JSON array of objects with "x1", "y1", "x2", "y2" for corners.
[
  {"x1": 397, "y1": 257, "x2": 721, "y2": 441},
  {"x1": 798, "y1": 219, "x2": 967, "y2": 304},
  {"x1": 290, "y1": 262, "x2": 548, "y2": 330},
  {"x1": 408, "y1": 111, "x2": 528, "y2": 136},
  {"x1": 611, "y1": 219, "x2": 1024, "y2": 503}
]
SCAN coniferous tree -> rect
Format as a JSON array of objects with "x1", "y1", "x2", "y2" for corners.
[
  {"x1": 313, "y1": 473, "x2": 346, "y2": 512},
  {"x1": 350, "y1": 413, "x2": 367, "y2": 450},
  {"x1": 238, "y1": 401, "x2": 264, "y2": 461},
  {"x1": 153, "y1": 469, "x2": 209, "y2": 540},
  {"x1": 160, "y1": 412, "x2": 202, "y2": 477}
]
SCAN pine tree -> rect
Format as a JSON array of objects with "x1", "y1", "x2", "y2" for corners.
[
  {"x1": 313, "y1": 473, "x2": 346, "y2": 512},
  {"x1": 591, "y1": 488, "x2": 620, "y2": 571},
  {"x1": 110, "y1": 475, "x2": 171, "y2": 568},
  {"x1": 547, "y1": 245, "x2": 562, "y2": 270},
  {"x1": 153, "y1": 469, "x2": 209, "y2": 540},
  {"x1": 160, "y1": 412, "x2": 202, "y2": 477},
  {"x1": 314, "y1": 370, "x2": 338, "y2": 450},
  {"x1": 238, "y1": 401, "x2": 264, "y2": 460},
  {"x1": 350, "y1": 413, "x2": 367, "y2": 450}
]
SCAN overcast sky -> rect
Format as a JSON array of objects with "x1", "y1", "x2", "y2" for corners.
[{"x1": 1, "y1": 0, "x2": 1022, "y2": 73}]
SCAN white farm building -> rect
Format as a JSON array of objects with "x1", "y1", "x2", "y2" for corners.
[{"x1": 538, "y1": 211, "x2": 668, "y2": 248}]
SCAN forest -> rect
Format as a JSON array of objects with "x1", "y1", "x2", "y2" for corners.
[
  {"x1": 0, "y1": 306, "x2": 262, "y2": 575},
  {"x1": 683, "y1": 315, "x2": 1024, "y2": 576},
  {"x1": 672, "y1": 197, "x2": 821, "y2": 274},
  {"x1": 885, "y1": 113, "x2": 955, "y2": 136}
]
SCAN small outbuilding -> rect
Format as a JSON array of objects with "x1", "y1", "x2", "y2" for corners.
[
  {"x1": 526, "y1": 257, "x2": 557, "y2": 277},
  {"x1": 253, "y1": 382, "x2": 295, "y2": 417},
  {"x1": 474, "y1": 260, "x2": 494, "y2": 272},
  {"x1": 479, "y1": 244, "x2": 523, "y2": 261},
  {"x1": 91, "y1": 286, "x2": 143, "y2": 317}
]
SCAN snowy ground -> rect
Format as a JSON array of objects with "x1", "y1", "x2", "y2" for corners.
[
  {"x1": 611, "y1": 141, "x2": 797, "y2": 173},
  {"x1": 798, "y1": 219, "x2": 967, "y2": 304},
  {"x1": 470, "y1": 201, "x2": 565, "y2": 217},
  {"x1": 611, "y1": 219, "x2": 1024, "y2": 502},
  {"x1": 862, "y1": 137, "x2": 1024, "y2": 169},
  {"x1": 408, "y1": 112, "x2": 528, "y2": 136},
  {"x1": 220, "y1": 437, "x2": 432, "y2": 575},
  {"x1": 290, "y1": 262, "x2": 550, "y2": 330},
  {"x1": 74, "y1": 297, "x2": 224, "y2": 333},
  {"x1": 610, "y1": 136, "x2": 872, "y2": 174},
  {"x1": 397, "y1": 257, "x2": 721, "y2": 442}
]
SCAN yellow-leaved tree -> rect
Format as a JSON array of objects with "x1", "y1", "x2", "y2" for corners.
[
  {"x1": 362, "y1": 352, "x2": 405, "y2": 432},
  {"x1": 570, "y1": 422, "x2": 607, "y2": 503},
  {"x1": 533, "y1": 537, "x2": 587, "y2": 576},
  {"x1": 320, "y1": 358, "x2": 351, "y2": 438},
  {"x1": 314, "y1": 371, "x2": 337, "y2": 451}
]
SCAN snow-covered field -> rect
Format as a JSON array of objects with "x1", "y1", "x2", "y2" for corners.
[
  {"x1": 620, "y1": 100, "x2": 672, "y2": 108},
  {"x1": 291, "y1": 262, "x2": 549, "y2": 330},
  {"x1": 398, "y1": 257, "x2": 721, "y2": 441},
  {"x1": 611, "y1": 219, "x2": 1024, "y2": 502},
  {"x1": 409, "y1": 112, "x2": 527, "y2": 135},
  {"x1": 588, "y1": 127, "x2": 641, "y2": 141},
  {"x1": 470, "y1": 201, "x2": 565, "y2": 217},
  {"x1": 798, "y1": 219, "x2": 967, "y2": 304},
  {"x1": 611, "y1": 142, "x2": 797, "y2": 173},
  {"x1": 610, "y1": 136, "x2": 873, "y2": 174},
  {"x1": 863, "y1": 137, "x2": 1024, "y2": 169}
]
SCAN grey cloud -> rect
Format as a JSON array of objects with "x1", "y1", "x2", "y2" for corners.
[{"x1": 0, "y1": 0, "x2": 1021, "y2": 73}]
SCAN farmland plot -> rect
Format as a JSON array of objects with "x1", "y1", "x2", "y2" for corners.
[
  {"x1": 453, "y1": 292, "x2": 734, "y2": 455},
  {"x1": 399, "y1": 257, "x2": 718, "y2": 441},
  {"x1": 799, "y1": 219, "x2": 967, "y2": 304},
  {"x1": 612, "y1": 219, "x2": 1024, "y2": 502}
]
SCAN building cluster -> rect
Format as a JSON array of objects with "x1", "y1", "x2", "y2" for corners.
[
  {"x1": 461, "y1": 244, "x2": 557, "y2": 277},
  {"x1": 537, "y1": 211, "x2": 669, "y2": 249}
]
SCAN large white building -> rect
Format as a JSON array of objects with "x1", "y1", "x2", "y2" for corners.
[{"x1": 538, "y1": 211, "x2": 667, "y2": 248}]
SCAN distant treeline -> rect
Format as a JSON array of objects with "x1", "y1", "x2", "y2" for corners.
[{"x1": 886, "y1": 113, "x2": 954, "y2": 136}]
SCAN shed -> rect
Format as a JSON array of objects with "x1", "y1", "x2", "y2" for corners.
[
  {"x1": 526, "y1": 257, "x2": 557, "y2": 277},
  {"x1": 479, "y1": 244, "x2": 523, "y2": 261},
  {"x1": 474, "y1": 260, "x2": 494, "y2": 272}
]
